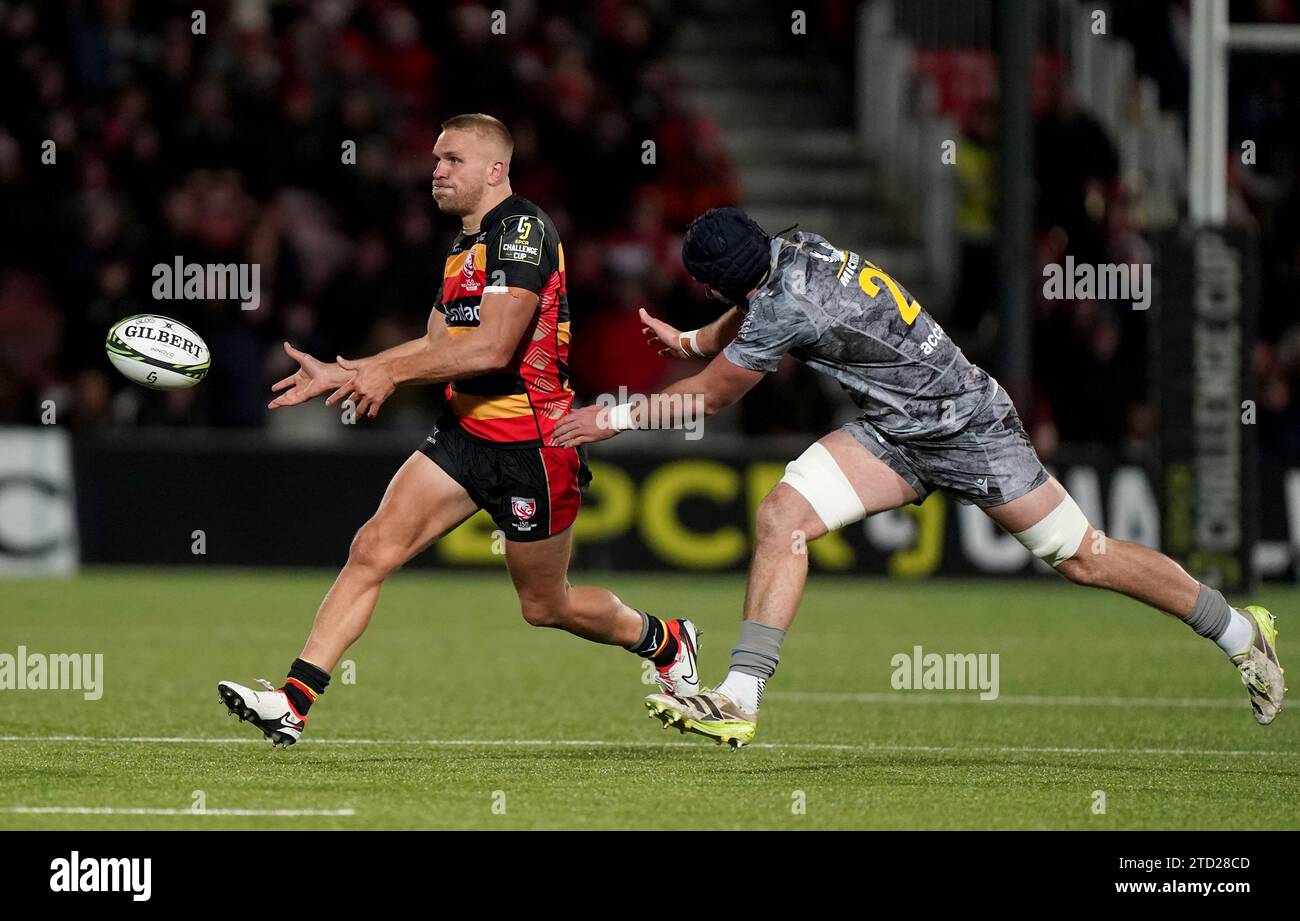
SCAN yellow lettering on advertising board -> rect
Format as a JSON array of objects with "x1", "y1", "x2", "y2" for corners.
[{"x1": 640, "y1": 460, "x2": 746, "y2": 568}]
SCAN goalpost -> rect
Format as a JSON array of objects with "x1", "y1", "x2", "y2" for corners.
[
  {"x1": 1189, "y1": 0, "x2": 1300, "y2": 223},
  {"x1": 1162, "y1": 1, "x2": 1300, "y2": 591}
]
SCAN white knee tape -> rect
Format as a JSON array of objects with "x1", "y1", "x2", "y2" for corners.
[
  {"x1": 779, "y1": 443, "x2": 866, "y2": 532},
  {"x1": 1014, "y1": 494, "x2": 1090, "y2": 567}
]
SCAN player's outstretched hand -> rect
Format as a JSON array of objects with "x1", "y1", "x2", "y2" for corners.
[
  {"x1": 325, "y1": 356, "x2": 396, "y2": 419},
  {"x1": 269, "y1": 342, "x2": 354, "y2": 409},
  {"x1": 640, "y1": 307, "x2": 692, "y2": 359},
  {"x1": 551, "y1": 404, "x2": 621, "y2": 448}
]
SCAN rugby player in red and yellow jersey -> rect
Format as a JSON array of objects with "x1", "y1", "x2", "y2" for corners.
[{"x1": 216, "y1": 115, "x2": 699, "y2": 746}]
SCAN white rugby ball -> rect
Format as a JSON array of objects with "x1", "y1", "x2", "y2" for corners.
[{"x1": 105, "y1": 314, "x2": 211, "y2": 390}]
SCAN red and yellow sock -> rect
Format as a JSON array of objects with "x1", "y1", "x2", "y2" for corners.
[{"x1": 281, "y1": 658, "x2": 330, "y2": 716}]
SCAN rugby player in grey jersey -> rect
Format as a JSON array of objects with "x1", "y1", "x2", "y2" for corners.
[{"x1": 553, "y1": 207, "x2": 1284, "y2": 748}]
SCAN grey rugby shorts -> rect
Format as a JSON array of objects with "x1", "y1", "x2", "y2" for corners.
[{"x1": 841, "y1": 389, "x2": 1049, "y2": 509}]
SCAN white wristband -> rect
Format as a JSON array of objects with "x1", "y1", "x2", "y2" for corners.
[
  {"x1": 680, "y1": 329, "x2": 706, "y2": 357},
  {"x1": 607, "y1": 402, "x2": 636, "y2": 431}
]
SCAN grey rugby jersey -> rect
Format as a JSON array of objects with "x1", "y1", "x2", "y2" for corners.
[{"x1": 722, "y1": 231, "x2": 1000, "y2": 441}]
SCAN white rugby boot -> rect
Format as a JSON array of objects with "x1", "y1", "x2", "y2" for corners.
[
  {"x1": 652, "y1": 619, "x2": 702, "y2": 696},
  {"x1": 218, "y1": 678, "x2": 307, "y2": 747}
]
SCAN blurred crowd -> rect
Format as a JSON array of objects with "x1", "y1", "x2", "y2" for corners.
[
  {"x1": 1112, "y1": 0, "x2": 1300, "y2": 466},
  {"x1": 0, "y1": 0, "x2": 738, "y2": 431},
  {"x1": 950, "y1": 70, "x2": 1157, "y2": 462},
  {"x1": 950, "y1": 0, "x2": 1300, "y2": 466},
  {"x1": 0, "y1": 0, "x2": 1296, "y2": 467}
]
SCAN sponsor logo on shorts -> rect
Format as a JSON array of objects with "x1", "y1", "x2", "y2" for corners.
[{"x1": 510, "y1": 496, "x2": 537, "y2": 531}]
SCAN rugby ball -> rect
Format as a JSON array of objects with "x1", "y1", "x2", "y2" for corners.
[{"x1": 105, "y1": 314, "x2": 211, "y2": 390}]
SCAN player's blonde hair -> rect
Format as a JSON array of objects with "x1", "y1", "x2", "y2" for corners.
[{"x1": 440, "y1": 113, "x2": 514, "y2": 167}]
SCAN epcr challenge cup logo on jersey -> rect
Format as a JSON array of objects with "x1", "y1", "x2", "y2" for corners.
[{"x1": 510, "y1": 496, "x2": 537, "y2": 531}]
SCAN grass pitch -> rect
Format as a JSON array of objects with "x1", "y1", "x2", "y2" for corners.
[{"x1": 1, "y1": 569, "x2": 1297, "y2": 830}]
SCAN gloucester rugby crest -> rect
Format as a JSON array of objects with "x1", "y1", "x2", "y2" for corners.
[{"x1": 511, "y1": 496, "x2": 537, "y2": 531}]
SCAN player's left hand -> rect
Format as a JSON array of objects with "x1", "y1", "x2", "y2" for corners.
[
  {"x1": 640, "y1": 307, "x2": 691, "y2": 358},
  {"x1": 326, "y1": 356, "x2": 396, "y2": 418},
  {"x1": 551, "y1": 404, "x2": 620, "y2": 448}
]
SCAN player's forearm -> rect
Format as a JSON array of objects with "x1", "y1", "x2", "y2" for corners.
[
  {"x1": 361, "y1": 337, "x2": 431, "y2": 365},
  {"x1": 383, "y1": 335, "x2": 506, "y2": 386},
  {"x1": 663, "y1": 374, "x2": 738, "y2": 417},
  {"x1": 693, "y1": 307, "x2": 743, "y2": 357},
  {"x1": 618, "y1": 376, "x2": 731, "y2": 429}
]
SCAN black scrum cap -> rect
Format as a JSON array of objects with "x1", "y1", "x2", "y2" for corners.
[{"x1": 681, "y1": 207, "x2": 772, "y2": 305}]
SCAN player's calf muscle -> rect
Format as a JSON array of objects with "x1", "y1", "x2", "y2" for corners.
[
  {"x1": 1058, "y1": 537, "x2": 1200, "y2": 617},
  {"x1": 518, "y1": 584, "x2": 642, "y2": 645}
]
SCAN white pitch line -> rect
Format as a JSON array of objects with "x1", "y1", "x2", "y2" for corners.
[
  {"x1": 0, "y1": 806, "x2": 354, "y2": 816},
  {"x1": 0, "y1": 735, "x2": 1294, "y2": 758},
  {"x1": 770, "y1": 691, "x2": 1245, "y2": 709}
]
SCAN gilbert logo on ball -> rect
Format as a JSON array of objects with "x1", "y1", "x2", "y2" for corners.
[{"x1": 105, "y1": 314, "x2": 211, "y2": 390}]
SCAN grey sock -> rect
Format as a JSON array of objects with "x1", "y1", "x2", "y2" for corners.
[
  {"x1": 730, "y1": 621, "x2": 787, "y2": 680},
  {"x1": 1186, "y1": 583, "x2": 1232, "y2": 639}
]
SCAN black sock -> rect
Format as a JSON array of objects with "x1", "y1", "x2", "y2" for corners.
[
  {"x1": 628, "y1": 611, "x2": 679, "y2": 667},
  {"x1": 282, "y1": 658, "x2": 330, "y2": 716}
]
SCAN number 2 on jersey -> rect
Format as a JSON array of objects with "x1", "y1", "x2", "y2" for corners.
[{"x1": 858, "y1": 263, "x2": 921, "y2": 326}]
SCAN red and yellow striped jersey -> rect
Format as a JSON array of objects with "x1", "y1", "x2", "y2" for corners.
[{"x1": 438, "y1": 194, "x2": 572, "y2": 446}]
